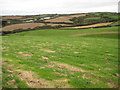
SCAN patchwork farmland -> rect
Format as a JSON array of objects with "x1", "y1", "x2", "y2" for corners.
[
  {"x1": 1, "y1": 12, "x2": 120, "y2": 88},
  {"x1": 44, "y1": 14, "x2": 86, "y2": 23},
  {"x1": 1, "y1": 23, "x2": 45, "y2": 31}
]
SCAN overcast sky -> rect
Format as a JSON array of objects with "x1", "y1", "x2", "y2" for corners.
[{"x1": 0, "y1": 0, "x2": 119, "y2": 15}]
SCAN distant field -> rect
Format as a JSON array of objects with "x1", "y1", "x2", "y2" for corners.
[
  {"x1": 45, "y1": 14, "x2": 86, "y2": 23},
  {"x1": 1, "y1": 22, "x2": 114, "y2": 32},
  {"x1": 2, "y1": 16, "x2": 24, "y2": 20},
  {"x1": 86, "y1": 17, "x2": 101, "y2": 20},
  {"x1": 112, "y1": 21, "x2": 120, "y2": 26},
  {"x1": 106, "y1": 15, "x2": 118, "y2": 19},
  {"x1": 2, "y1": 26, "x2": 119, "y2": 88},
  {"x1": 61, "y1": 22, "x2": 113, "y2": 29},
  {"x1": 1, "y1": 12, "x2": 118, "y2": 33},
  {"x1": 1, "y1": 23, "x2": 72, "y2": 32},
  {"x1": 46, "y1": 23, "x2": 71, "y2": 26},
  {"x1": 1, "y1": 23, "x2": 45, "y2": 31}
]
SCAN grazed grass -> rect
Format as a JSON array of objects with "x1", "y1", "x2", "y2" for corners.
[{"x1": 2, "y1": 26, "x2": 119, "y2": 88}]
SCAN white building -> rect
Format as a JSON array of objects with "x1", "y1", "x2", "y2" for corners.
[{"x1": 44, "y1": 17, "x2": 51, "y2": 20}]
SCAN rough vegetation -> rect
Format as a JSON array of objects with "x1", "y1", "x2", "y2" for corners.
[
  {"x1": 2, "y1": 26, "x2": 119, "y2": 88},
  {"x1": 1, "y1": 12, "x2": 119, "y2": 88}
]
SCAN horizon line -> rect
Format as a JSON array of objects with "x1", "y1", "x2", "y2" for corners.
[{"x1": 0, "y1": 11, "x2": 118, "y2": 16}]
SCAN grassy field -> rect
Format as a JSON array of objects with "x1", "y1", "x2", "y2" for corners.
[{"x1": 2, "y1": 26, "x2": 119, "y2": 88}]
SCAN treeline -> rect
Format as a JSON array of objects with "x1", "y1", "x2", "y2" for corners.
[
  {"x1": 1, "y1": 25, "x2": 65, "y2": 35},
  {"x1": 2, "y1": 19, "x2": 23, "y2": 27}
]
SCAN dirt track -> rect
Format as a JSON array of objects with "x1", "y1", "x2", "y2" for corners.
[{"x1": 70, "y1": 32, "x2": 119, "y2": 37}]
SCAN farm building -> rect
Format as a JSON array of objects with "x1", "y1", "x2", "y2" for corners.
[
  {"x1": 20, "y1": 18, "x2": 37, "y2": 23},
  {"x1": 39, "y1": 17, "x2": 51, "y2": 20}
]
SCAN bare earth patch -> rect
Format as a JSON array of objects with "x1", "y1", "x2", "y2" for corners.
[
  {"x1": 18, "y1": 70, "x2": 53, "y2": 88},
  {"x1": 18, "y1": 70, "x2": 72, "y2": 88},
  {"x1": 53, "y1": 72, "x2": 67, "y2": 76},
  {"x1": 107, "y1": 80, "x2": 119, "y2": 88},
  {"x1": 49, "y1": 61, "x2": 86, "y2": 72},
  {"x1": 40, "y1": 67, "x2": 46, "y2": 69},
  {"x1": 40, "y1": 49, "x2": 56, "y2": 53},
  {"x1": 47, "y1": 65, "x2": 55, "y2": 68},
  {"x1": 7, "y1": 68, "x2": 15, "y2": 73},
  {"x1": 42, "y1": 56, "x2": 49, "y2": 60},
  {"x1": 54, "y1": 78, "x2": 68, "y2": 83},
  {"x1": 7, "y1": 80, "x2": 16, "y2": 85},
  {"x1": 16, "y1": 52, "x2": 31, "y2": 57},
  {"x1": 82, "y1": 74, "x2": 93, "y2": 79}
]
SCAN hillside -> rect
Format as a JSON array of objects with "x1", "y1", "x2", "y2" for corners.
[
  {"x1": 44, "y1": 14, "x2": 86, "y2": 23},
  {"x1": 1, "y1": 12, "x2": 119, "y2": 35},
  {"x1": 1, "y1": 11, "x2": 119, "y2": 88},
  {"x1": 2, "y1": 26, "x2": 119, "y2": 88},
  {"x1": 1, "y1": 23, "x2": 45, "y2": 31}
]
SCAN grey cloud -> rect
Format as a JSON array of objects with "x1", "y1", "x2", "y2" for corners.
[{"x1": 0, "y1": 0, "x2": 119, "y2": 15}]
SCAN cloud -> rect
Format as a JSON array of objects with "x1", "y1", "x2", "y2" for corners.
[{"x1": 0, "y1": 0, "x2": 119, "y2": 15}]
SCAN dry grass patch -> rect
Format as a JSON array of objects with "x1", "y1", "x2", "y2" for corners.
[
  {"x1": 40, "y1": 67, "x2": 46, "y2": 69},
  {"x1": 82, "y1": 74, "x2": 93, "y2": 79},
  {"x1": 45, "y1": 14, "x2": 86, "y2": 23},
  {"x1": 16, "y1": 52, "x2": 32, "y2": 57},
  {"x1": 49, "y1": 61, "x2": 86, "y2": 72},
  {"x1": 1, "y1": 47, "x2": 9, "y2": 52},
  {"x1": 61, "y1": 23, "x2": 112, "y2": 29},
  {"x1": 7, "y1": 68, "x2": 15, "y2": 73},
  {"x1": 18, "y1": 70, "x2": 72, "y2": 88},
  {"x1": 31, "y1": 46, "x2": 38, "y2": 47},
  {"x1": 40, "y1": 49, "x2": 56, "y2": 53},
  {"x1": 18, "y1": 70, "x2": 54, "y2": 88},
  {"x1": 7, "y1": 80, "x2": 16, "y2": 85},
  {"x1": 47, "y1": 65, "x2": 55, "y2": 68},
  {"x1": 53, "y1": 78, "x2": 71, "y2": 88},
  {"x1": 54, "y1": 78, "x2": 68, "y2": 83},
  {"x1": 53, "y1": 72, "x2": 67, "y2": 76},
  {"x1": 1, "y1": 23, "x2": 45, "y2": 31},
  {"x1": 107, "y1": 80, "x2": 119, "y2": 88},
  {"x1": 46, "y1": 23, "x2": 71, "y2": 26},
  {"x1": 42, "y1": 56, "x2": 49, "y2": 60}
]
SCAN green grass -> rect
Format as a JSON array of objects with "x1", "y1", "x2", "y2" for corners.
[
  {"x1": 82, "y1": 33, "x2": 118, "y2": 39},
  {"x1": 2, "y1": 26, "x2": 119, "y2": 88},
  {"x1": 86, "y1": 17, "x2": 101, "y2": 20},
  {"x1": 112, "y1": 21, "x2": 120, "y2": 26},
  {"x1": 108, "y1": 15, "x2": 118, "y2": 19}
]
